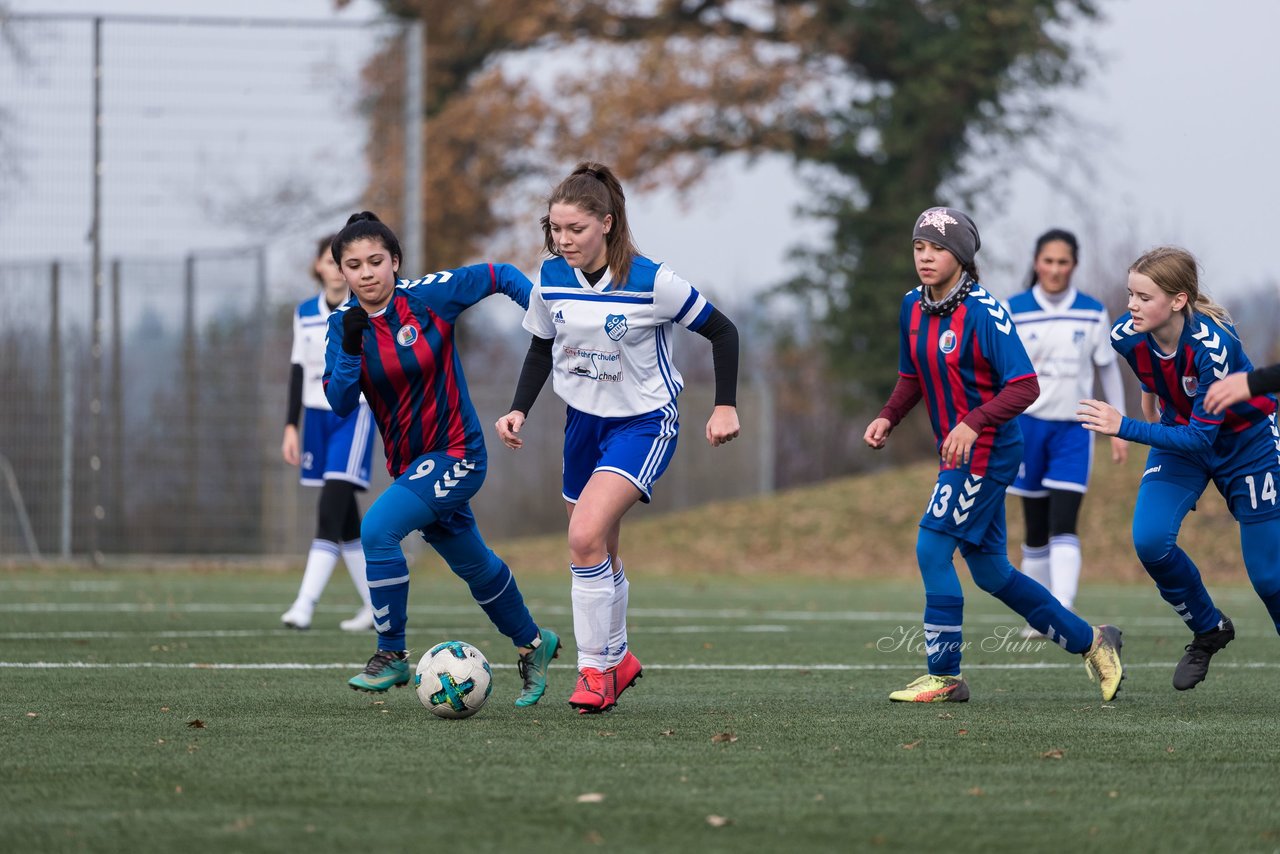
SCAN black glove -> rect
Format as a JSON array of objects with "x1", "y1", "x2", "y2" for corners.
[{"x1": 342, "y1": 307, "x2": 370, "y2": 355}]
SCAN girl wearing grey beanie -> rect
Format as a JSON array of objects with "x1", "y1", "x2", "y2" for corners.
[{"x1": 861, "y1": 207, "x2": 1125, "y2": 704}]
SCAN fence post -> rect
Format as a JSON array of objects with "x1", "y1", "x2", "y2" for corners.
[
  {"x1": 87, "y1": 15, "x2": 105, "y2": 564},
  {"x1": 110, "y1": 257, "x2": 124, "y2": 553},
  {"x1": 402, "y1": 19, "x2": 424, "y2": 269},
  {"x1": 183, "y1": 253, "x2": 197, "y2": 552}
]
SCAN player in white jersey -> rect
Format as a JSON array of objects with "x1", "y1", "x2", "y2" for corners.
[
  {"x1": 495, "y1": 162, "x2": 741, "y2": 714},
  {"x1": 1003, "y1": 230, "x2": 1128, "y2": 626},
  {"x1": 280, "y1": 235, "x2": 376, "y2": 632}
]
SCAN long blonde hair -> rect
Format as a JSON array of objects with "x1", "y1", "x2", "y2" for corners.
[{"x1": 1129, "y1": 246, "x2": 1233, "y2": 329}]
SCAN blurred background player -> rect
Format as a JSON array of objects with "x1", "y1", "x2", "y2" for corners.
[
  {"x1": 495, "y1": 162, "x2": 740, "y2": 714},
  {"x1": 1078, "y1": 246, "x2": 1280, "y2": 690},
  {"x1": 863, "y1": 207, "x2": 1123, "y2": 704},
  {"x1": 324, "y1": 212, "x2": 559, "y2": 706},
  {"x1": 280, "y1": 235, "x2": 376, "y2": 632},
  {"x1": 1004, "y1": 229, "x2": 1128, "y2": 634}
]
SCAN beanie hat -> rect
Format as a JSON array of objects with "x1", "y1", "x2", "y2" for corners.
[{"x1": 912, "y1": 207, "x2": 981, "y2": 268}]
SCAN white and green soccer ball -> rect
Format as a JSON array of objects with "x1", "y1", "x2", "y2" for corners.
[{"x1": 414, "y1": 641, "x2": 493, "y2": 719}]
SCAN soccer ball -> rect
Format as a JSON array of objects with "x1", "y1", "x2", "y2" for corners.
[{"x1": 414, "y1": 641, "x2": 493, "y2": 719}]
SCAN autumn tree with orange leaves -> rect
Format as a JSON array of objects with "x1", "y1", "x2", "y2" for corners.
[{"x1": 348, "y1": 0, "x2": 1101, "y2": 405}]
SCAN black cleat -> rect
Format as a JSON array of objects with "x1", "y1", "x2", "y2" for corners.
[{"x1": 1173, "y1": 616, "x2": 1235, "y2": 691}]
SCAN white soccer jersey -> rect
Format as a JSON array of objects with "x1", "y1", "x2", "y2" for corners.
[
  {"x1": 523, "y1": 255, "x2": 714, "y2": 418},
  {"x1": 291, "y1": 293, "x2": 342, "y2": 411},
  {"x1": 1004, "y1": 285, "x2": 1116, "y2": 421}
]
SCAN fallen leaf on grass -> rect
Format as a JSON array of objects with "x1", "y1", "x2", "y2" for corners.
[
  {"x1": 160, "y1": 706, "x2": 170, "y2": 712},
  {"x1": 706, "y1": 815, "x2": 732, "y2": 827},
  {"x1": 25, "y1": 712, "x2": 37, "y2": 718},
  {"x1": 1108, "y1": 791, "x2": 1119, "y2": 798},
  {"x1": 174, "y1": 786, "x2": 182, "y2": 794},
  {"x1": 710, "y1": 732, "x2": 738, "y2": 744},
  {"x1": 576, "y1": 793, "x2": 605, "y2": 804},
  {"x1": 1165, "y1": 746, "x2": 1175, "y2": 753},
  {"x1": 956, "y1": 729, "x2": 969, "y2": 736},
  {"x1": 936, "y1": 712, "x2": 953, "y2": 720},
  {"x1": 1040, "y1": 748, "x2": 1065, "y2": 760},
  {"x1": 596, "y1": 731, "x2": 615, "y2": 738},
  {"x1": 659, "y1": 729, "x2": 675, "y2": 736},
  {"x1": 186, "y1": 719, "x2": 206, "y2": 729},
  {"x1": 967, "y1": 787, "x2": 984, "y2": 797},
  {"x1": 901, "y1": 740, "x2": 922, "y2": 750}
]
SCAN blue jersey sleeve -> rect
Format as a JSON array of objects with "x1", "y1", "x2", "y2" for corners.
[
  {"x1": 406, "y1": 263, "x2": 532, "y2": 323},
  {"x1": 1117, "y1": 328, "x2": 1223, "y2": 453},
  {"x1": 322, "y1": 310, "x2": 362, "y2": 417}
]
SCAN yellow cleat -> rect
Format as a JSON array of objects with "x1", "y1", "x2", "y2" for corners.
[
  {"x1": 889, "y1": 673, "x2": 970, "y2": 703},
  {"x1": 1082, "y1": 624, "x2": 1125, "y2": 701}
]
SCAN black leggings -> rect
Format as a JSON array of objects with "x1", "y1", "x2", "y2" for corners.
[
  {"x1": 316, "y1": 480, "x2": 362, "y2": 543},
  {"x1": 1021, "y1": 489, "x2": 1084, "y2": 548}
]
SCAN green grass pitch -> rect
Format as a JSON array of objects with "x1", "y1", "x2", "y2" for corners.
[{"x1": 3, "y1": 569, "x2": 1280, "y2": 853}]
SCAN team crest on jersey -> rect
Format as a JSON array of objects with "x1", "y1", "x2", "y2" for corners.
[
  {"x1": 1182, "y1": 375, "x2": 1199, "y2": 397},
  {"x1": 604, "y1": 314, "x2": 628, "y2": 341},
  {"x1": 938, "y1": 329, "x2": 958, "y2": 354},
  {"x1": 396, "y1": 325, "x2": 419, "y2": 347}
]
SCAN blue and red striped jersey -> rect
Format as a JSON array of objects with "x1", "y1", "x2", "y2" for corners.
[
  {"x1": 324, "y1": 263, "x2": 531, "y2": 478},
  {"x1": 898, "y1": 283, "x2": 1035, "y2": 481},
  {"x1": 1110, "y1": 311, "x2": 1277, "y2": 455}
]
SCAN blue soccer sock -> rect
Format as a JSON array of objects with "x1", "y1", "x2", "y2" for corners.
[
  {"x1": 1143, "y1": 545, "x2": 1222, "y2": 635},
  {"x1": 924, "y1": 594, "x2": 964, "y2": 675},
  {"x1": 431, "y1": 523, "x2": 538, "y2": 648},
  {"x1": 1242, "y1": 519, "x2": 1280, "y2": 635},
  {"x1": 988, "y1": 569, "x2": 1092, "y2": 654},
  {"x1": 366, "y1": 556, "x2": 410, "y2": 651}
]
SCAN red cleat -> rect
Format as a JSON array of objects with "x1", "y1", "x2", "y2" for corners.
[
  {"x1": 607, "y1": 650, "x2": 643, "y2": 704},
  {"x1": 569, "y1": 667, "x2": 611, "y2": 714}
]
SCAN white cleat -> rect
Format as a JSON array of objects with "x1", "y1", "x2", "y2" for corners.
[
  {"x1": 339, "y1": 606, "x2": 375, "y2": 632},
  {"x1": 281, "y1": 605, "x2": 312, "y2": 630}
]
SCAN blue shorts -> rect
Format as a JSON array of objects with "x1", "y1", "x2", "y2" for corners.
[
  {"x1": 1140, "y1": 416, "x2": 1280, "y2": 523},
  {"x1": 394, "y1": 451, "x2": 486, "y2": 544},
  {"x1": 1008, "y1": 415, "x2": 1093, "y2": 497},
  {"x1": 919, "y1": 467, "x2": 1010, "y2": 552},
  {"x1": 563, "y1": 404, "x2": 679, "y2": 504},
  {"x1": 300, "y1": 403, "x2": 374, "y2": 489}
]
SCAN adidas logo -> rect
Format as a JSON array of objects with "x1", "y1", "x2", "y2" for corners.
[{"x1": 552, "y1": 310, "x2": 566, "y2": 324}]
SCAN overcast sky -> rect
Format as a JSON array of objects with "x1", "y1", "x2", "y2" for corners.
[{"x1": 3, "y1": 0, "x2": 1276, "y2": 308}]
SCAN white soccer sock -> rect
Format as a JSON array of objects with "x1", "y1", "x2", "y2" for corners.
[
  {"x1": 606, "y1": 562, "x2": 629, "y2": 668},
  {"x1": 294, "y1": 539, "x2": 341, "y2": 612},
  {"x1": 1049, "y1": 534, "x2": 1082, "y2": 610},
  {"x1": 571, "y1": 556, "x2": 614, "y2": 670},
  {"x1": 1020, "y1": 543, "x2": 1051, "y2": 590},
  {"x1": 341, "y1": 539, "x2": 372, "y2": 608}
]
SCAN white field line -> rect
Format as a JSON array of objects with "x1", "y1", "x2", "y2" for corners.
[
  {"x1": 0, "y1": 625, "x2": 794, "y2": 640},
  {"x1": 0, "y1": 601, "x2": 1203, "y2": 629},
  {"x1": 2, "y1": 660, "x2": 1279, "y2": 672}
]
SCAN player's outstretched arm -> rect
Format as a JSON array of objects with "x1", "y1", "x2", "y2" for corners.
[{"x1": 1203, "y1": 371, "x2": 1252, "y2": 415}]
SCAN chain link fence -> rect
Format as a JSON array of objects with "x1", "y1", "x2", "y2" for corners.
[{"x1": 0, "y1": 12, "x2": 775, "y2": 560}]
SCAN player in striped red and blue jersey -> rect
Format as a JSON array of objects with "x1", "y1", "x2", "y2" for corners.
[
  {"x1": 323, "y1": 212, "x2": 560, "y2": 705},
  {"x1": 865, "y1": 207, "x2": 1123, "y2": 704},
  {"x1": 1079, "y1": 246, "x2": 1280, "y2": 690}
]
